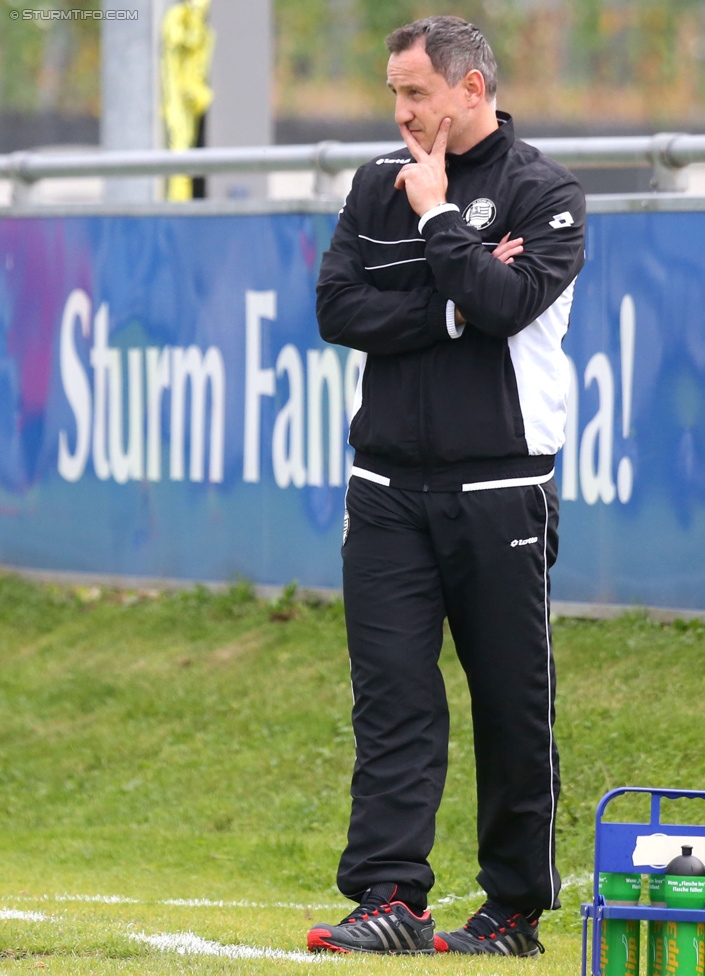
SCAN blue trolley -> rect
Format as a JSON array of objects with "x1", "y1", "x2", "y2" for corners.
[{"x1": 582, "y1": 787, "x2": 705, "y2": 976}]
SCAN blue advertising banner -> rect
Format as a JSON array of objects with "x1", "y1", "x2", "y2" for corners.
[
  {"x1": 0, "y1": 208, "x2": 704, "y2": 609},
  {"x1": 554, "y1": 211, "x2": 705, "y2": 610}
]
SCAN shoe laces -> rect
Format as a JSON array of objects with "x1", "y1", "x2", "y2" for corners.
[
  {"x1": 341, "y1": 902, "x2": 394, "y2": 925},
  {"x1": 339, "y1": 886, "x2": 398, "y2": 926},
  {"x1": 463, "y1": 903, "x2": 516, "y2": 937},
  {"x1": 463, "y1": 901, "x2": 542, "y2": 949}
]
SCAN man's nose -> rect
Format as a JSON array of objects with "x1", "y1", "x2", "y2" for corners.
[{"x1": 394, "y1": 95, "x2": 414, "y2": 127}]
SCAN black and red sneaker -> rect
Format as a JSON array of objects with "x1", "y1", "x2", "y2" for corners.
[
  {"x1": 307, "y1": 885, "x2": 435, "y2": 955},
  {"x1": 434, "y1": 900, "x2": 544, "y2": 956}
]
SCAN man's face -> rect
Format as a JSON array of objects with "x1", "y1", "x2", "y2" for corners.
[{"x1": 387, "y1": 42, "x2": 472, "y2": 154}]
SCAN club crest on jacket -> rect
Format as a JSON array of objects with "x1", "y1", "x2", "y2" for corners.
[{"x1": 463, "y1": 198, "x2": 497, "y2": 230}]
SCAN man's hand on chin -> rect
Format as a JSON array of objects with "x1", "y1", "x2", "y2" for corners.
[{"x1": 394, "y1": 118, "x2": 451, "y2": 217}]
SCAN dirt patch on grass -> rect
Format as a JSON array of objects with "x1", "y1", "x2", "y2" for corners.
[{"x1": 208, "y1": 630, "x2": 264, "y2": 667}]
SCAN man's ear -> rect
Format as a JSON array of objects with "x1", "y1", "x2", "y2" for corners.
[{"x1": 464, "y1": 68, "x2": 486, "y2": 108}]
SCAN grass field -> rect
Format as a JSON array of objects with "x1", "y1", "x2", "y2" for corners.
[{"x1": 1, "y1": 572, "x2": 705, "y2": 973}]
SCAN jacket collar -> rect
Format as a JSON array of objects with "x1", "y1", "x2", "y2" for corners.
[{"x1": 446, "y1": 111, "x2": 514, "y2": 168}]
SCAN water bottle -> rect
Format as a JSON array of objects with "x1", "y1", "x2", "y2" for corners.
[
  {"x1": 599, "y1": 872, "x2": 641, "y2": 976},
  {"x1": 662, "y1": 846, "x2": 705, "y2": 976}
]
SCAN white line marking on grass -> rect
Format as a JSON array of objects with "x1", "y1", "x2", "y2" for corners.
[
  {"x1": 131, "y1": 931, "x2": 331, "y2": 963},
  {"x1": 431, "y1": 889, "x2": 485, "y2": 907},
  {"x1": 0, "y1": 905, "x2": 335, "y2": 963},
  {"x1": 4, "y1": 880, "x2": 594, "y2": 916},
  {"x1": 0, "y1": 909, "x2": 49, "y2": 922},
  {"x1": 53, "y1": 894, "x2": 140, "y2": 904},
  {"x1": 562, "y1": 872, "x2": 593, "y2": 889},
  {"x1": 163, "y1": 898, "x2": 348, "y2": 911}
]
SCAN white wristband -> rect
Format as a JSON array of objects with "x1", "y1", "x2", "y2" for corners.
[
  {"x1": 446, "y1": 300, "x2": 465, "y2": 339},
  {"x1": 418, "y1": 203, "x2": 460, "y2": 234}
]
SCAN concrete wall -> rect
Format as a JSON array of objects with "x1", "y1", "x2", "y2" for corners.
[{"x1": 206, "y1": 0, "x2": 272, "y2": 200}]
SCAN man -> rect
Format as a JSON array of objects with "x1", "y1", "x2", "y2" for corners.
[{"x1": 307, "y1": 15, "x2": 585, "y2": 957}]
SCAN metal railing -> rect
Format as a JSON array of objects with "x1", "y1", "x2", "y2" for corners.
[{"x1": 2, "y1": 131, "x2": 705, "y2": 202}]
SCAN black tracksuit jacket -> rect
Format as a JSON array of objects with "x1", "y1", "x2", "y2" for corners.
[{"x1": 316, "y1": 113, "x2": 586, "y2": 492}]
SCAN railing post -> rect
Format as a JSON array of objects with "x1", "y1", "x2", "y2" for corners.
[
  {"x1": 650, "y1": 133, "x2": 689, "y2": 192},
  {"x1": 8, "y1": 152, "x2": 33, "y2": 208},
  {"x1": 312, "y1": 141, "x2": 343, "y2": 199}
]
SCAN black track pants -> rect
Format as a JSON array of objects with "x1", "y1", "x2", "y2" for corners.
[{"x1": 337, "y1": 474, "x2": 561, "y2": 911}]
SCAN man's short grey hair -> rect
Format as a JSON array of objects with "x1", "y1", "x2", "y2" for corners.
[{"x1": 386, "y1": 16, "x2": 497, "y2": 99}]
